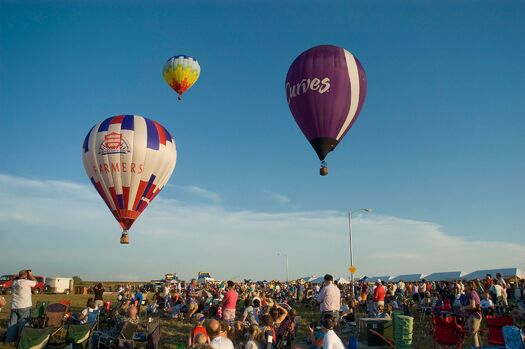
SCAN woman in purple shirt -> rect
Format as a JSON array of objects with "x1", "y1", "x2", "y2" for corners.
[{"x1": 462, "y1": 281, "x2": 482, "y2": 349}]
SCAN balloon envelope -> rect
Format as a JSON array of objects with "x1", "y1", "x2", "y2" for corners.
[
  {"x1": 82, "y1": 115, "x2": 177, "y2": 234},
  {"x1": 163, "y1": 55, "x2": 200, "y2": 99},
  {"x1": 285, "y1": 45, "x2": 367, "y2": 162}
]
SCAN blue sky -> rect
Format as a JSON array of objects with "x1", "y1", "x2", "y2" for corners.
[{"x1": 1, "y1": 1, "x2": 524, "y2": 281}]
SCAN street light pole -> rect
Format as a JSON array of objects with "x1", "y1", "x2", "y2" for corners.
[{"x1": 348, "y1": 208, "x2": 372, "y2": 298}]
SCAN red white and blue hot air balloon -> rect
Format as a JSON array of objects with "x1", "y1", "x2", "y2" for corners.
[
  {"x1": 285, "y1": 45, "x2": 367, "y2": 175},
  {"x1": 82, "y1": 115, "x2": 177, "y2": 244}
]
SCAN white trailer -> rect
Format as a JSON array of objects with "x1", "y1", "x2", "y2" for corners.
[{"x1": 45, "y1": 277, "x2": 74, "y2": 294}]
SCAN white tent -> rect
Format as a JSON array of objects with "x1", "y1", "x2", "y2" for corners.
[
  {"x1": 391, "y1": 274, "x2": 425, "y2": 282},
  {"x1": 336, "y1": 277, "x2": 350, "y2": 284},
  {"x1": 462, "y1": 268, "x2": 525, "y2": 280},
  {"x1": 425, "y1": 271, "x2": 463, "y2": 281},
  {"x1": 365, "y1": 276, "x2": 392, "y2": 283}
]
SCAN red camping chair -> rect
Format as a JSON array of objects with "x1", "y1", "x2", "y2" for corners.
[
  {"x1": 432, "y1": 315, "x2": 466, "y2": 348},
  {"x1": 442, "y1": 299, "x2": 452, "y2": 312},
  {"x1": 484, "y1": 315, "x2": 513, "y2": 346}
]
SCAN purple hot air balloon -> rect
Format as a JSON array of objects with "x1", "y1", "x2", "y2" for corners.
[{"x1": 285, "y1": 45, "x2": 367, "y2": 175}]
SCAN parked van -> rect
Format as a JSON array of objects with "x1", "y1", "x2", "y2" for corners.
[{"x1": 45, "y1": 277, "x2": 74, "y2": 294}]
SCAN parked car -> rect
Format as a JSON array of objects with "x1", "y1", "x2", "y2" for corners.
[{"x1": 0, "y1": 274, "x2": 45, "y2": 294}]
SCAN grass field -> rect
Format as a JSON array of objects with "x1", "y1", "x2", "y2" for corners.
[{"x1": 0, "y1": 293, "x2": 489, "y2": 348}]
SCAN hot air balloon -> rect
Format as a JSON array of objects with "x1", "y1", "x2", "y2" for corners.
[
  {"x1": 82, "y1": 115, "x2": 177, "y2": 244},
  {"x1": 285, "y1": 45, "x2": 367, "y2": 176},
  {"x1": 163, "y1": 55, "x2": 200, "y2": 100}
]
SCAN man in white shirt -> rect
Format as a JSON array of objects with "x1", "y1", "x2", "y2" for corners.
[
  {"x1": 6, "y1": 270, "x2": 37, "y2": 342},
  {"x1": 316, "y1": 274, "x2": 341, "y2": 324},
  {"x1": 207, "y1": 318, "x2": 234, "y2": 349},
  {"x1": 321, "y1": 316, "x2": 345, "y2": 349}
]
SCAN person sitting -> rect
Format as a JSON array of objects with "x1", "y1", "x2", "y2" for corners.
[
  {"x1": 306, "y1": 320, "x2": 324, "y2": 349},
  {"x1": 92, "y1": 302, "x2": 139, "y2": 349},
  {"x1": 420, "y1": 292, "x2": 432, "y2": 307},
  {"x1": 245, "y1": 324, "x2": 263, "y2": 349},
  {"x1": 191, "y1": 333, "x2": 209, "y2": 349},
  {"x1": 189, "y1": 313, "x2": 208, "y2": 347},
  {"x1": 320, "y1": 316, "x2": 345, "y2": 349},
  {"x1": 277, "y1": 308, "x2": 296, "y2": 347},
  {"x1": 371, "y1": 304, "x2": 391, "y2": 319},
  {"x1": 480, "y1": 292, "x2": 495, "y2": 315},
  {"x1": 207, "y1": 318, "x2": 234, "y2": 349},
  {"x1": 242, "y1": 297, "x2": 262, "y2": 325},
  {"x1": 260, "y1": 313, "x2": 277, "y2": 349},
  {"x1": 73, "y1": 298, "x2": 99, "y2": 324},
  {"x1": 340, "y1": 301, "x2": 355, "y2": 323}
]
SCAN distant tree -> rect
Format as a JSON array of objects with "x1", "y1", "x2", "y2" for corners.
[{"x1": 73, "y1": 276, "x2": 82, "y2": 283}]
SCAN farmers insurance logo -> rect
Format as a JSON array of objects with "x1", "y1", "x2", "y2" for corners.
[{"x1": 98, "y1": 132, "x2": 131, "y2": 155}]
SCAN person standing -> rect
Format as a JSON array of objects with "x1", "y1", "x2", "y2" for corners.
[
  {"x1": 222, "y1": 281, "x2": 238, "y2": 327},
  {"x1": 93, "y1": 282, "x2": 105, "y2": 308},
  {"x1": 186, "y1": 279, "x2": 199, "y2": 320},
  {"x1": 316, "y1": 275, "x2": 341, "y2": 323},
  {"x1": 462, "y1": 281, "x2": 482, "y2": 349},
  {"x1": 373, "y1": 280, "x2": 386, "y2": 309},
  {"x1": 5, "y1": 270, "x2": 37, "y2": 342}
]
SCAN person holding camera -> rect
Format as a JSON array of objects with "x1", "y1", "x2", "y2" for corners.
[{"x1": 5, "y1": 269, "x2": 37, "y2": 342}]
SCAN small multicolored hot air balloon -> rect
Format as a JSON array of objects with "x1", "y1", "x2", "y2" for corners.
[
  {"x1": 163, "y1": 55, "x2": 200, "y2": 100},
  {"x1": 285, "y1": 45, "x2": 367, "y2": 176},
  {"x1": 82, "y1": 115, "x2": 177, "y2": 244}
]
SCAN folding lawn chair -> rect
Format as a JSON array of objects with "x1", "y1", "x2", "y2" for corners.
[
  {"x1": 432, "y1": 315, "x2": 466, "y2": 348},
  {"x1": 503, "y1": 326, "x2": 525, "y2": 349},
  {"x1": 30, "y1": 301, "x2": 48, "y2": 328},
  {"x1": 67, "y1": 322, "x2": 97, "y2": 349},
  {"x1": 44, "y1": 303, "x2": 69, "y2": 345},
  {"x1": 96, "y1": 321, "x2": 139, "y2": 349},
  {"x1": 133, "y1": 316, "x2": 160, "y2": 349},
  {"x1": 483, "y1": 315, "x2": 513, "y2": 347},
  {"x1": 45, "y1": 303, "x2": 68, "y2": 328},
  {"x1": 18, "y1": 326, "x2": 55, "y2": 349}
]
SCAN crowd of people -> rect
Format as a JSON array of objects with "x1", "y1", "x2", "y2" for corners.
[{"x1": 2, "y1": 270, "x2": 525, "y2": 349}]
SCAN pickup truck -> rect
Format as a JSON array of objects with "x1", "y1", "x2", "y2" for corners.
[{"x1": 0, "y1": 274, "x2": 46, "y2": 294}]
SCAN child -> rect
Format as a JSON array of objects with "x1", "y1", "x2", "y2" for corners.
[{"x1": 189, "y1": 313, "x2": 208, "y2": 347}]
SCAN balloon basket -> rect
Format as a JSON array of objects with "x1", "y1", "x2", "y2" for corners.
[
  {"x1": 178, "y1": 95, "x2": 182, "y2": 101},
  {"x1": 320, "y1": 161, "x2": 328, "y2": 176},
  {"x1": 120, "y1": 232, "x2": 129, "y2": 244}
]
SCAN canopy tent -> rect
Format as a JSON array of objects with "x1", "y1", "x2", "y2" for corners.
[
  {"x1": 424, "y1": 271, "x2": 463, "y2": 281},
  {"x1": 300, "y1": 275, "x2": 318, "y2": 282},
  {"x1": 310, "y1": 276, "x2": 325, "y2": 284},
  {"x1": 364, "y1": 276, "x2": 392, "y2": 283},
  {"x1": 336, "y1": 277, "x2": 350, "y2": 284},
  {"x1": 391, "y1": 274, "x2": 425, "y2": 282},
  {"x1": 461, "y1": 268, "x2": 525, "y2": 280}
]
